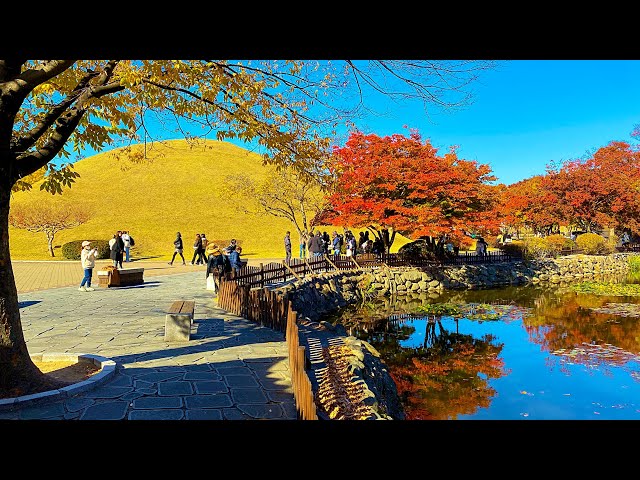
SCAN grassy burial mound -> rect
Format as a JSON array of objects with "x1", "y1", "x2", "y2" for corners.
[{"x1": 9, "y1": 139, "x2": 409, "y2": 261}]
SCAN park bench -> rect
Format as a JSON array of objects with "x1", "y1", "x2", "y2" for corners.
[
  {"x1": 164, "y1": 300, "x2": 195, "y2": 342},
  {"x1": 97, "y1": 267, "x2": 144, "y2": 287}
]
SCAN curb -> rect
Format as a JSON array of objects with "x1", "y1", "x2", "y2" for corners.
[{"x1": 0, "y1": 353, "x2": 117, "y2": 411}]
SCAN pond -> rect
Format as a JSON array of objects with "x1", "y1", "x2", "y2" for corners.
[{"x1": 325, "y1": 273, "x2": 640, "y2": 420}]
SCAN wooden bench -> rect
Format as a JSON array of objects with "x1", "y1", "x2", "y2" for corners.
[
  {"x1": 97, "y1": 268, "x2": 144, "y2": 287},
  {"x1": 164, "y1": 300, "x2": 195, "y2": 342}
]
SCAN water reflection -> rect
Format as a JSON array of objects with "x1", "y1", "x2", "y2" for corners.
[{"x1": 325, "y1": 275, "x2": 640, "y2": 420}]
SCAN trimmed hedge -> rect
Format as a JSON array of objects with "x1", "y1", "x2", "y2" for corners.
[{"x1": 61, "y1": 239, "x2": 111, "y2": 260}]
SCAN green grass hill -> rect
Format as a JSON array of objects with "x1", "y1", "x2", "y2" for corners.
[{"x1": 9, "y1": 139, "x2": 410, "y2": 261}]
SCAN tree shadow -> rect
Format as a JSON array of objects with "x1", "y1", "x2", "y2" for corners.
[{"x1": 18, "y1": 300, "x2": 41, "y2": 309}]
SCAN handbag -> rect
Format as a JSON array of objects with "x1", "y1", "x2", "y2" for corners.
[{"x1": 206, "y1": 273, "x2": 217, "y2": 292}]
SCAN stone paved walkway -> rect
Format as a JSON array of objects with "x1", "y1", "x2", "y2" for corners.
[{"x1": 2, "y1": 270, "x2": 297, "y2": 420}]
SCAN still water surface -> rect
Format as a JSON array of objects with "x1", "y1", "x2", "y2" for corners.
[{"x1": 326, "y1": 278, "x2": 640, "y2": 420}]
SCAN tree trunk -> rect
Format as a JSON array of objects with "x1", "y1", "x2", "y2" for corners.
[
  {"x1": 0, "y1": 177, "x2": 60, "y2": 398},
  {"x1": 47, "y1": 233, "x2": 55, "y2": 257}
]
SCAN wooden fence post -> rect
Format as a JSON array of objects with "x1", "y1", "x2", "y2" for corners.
[
  {"x1": 282, "y1": 261, "x2": 303, "y2": 281},
  {"x1": 324, "y1": 255, "x2": 339, "y2": 272}
]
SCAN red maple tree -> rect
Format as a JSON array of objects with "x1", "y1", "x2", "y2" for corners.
[
  {"x1": 321, "y1": 130, "x2": 501, "y2": 251},
  {"x1": 544, "y1": 141, "x2": 640, "y2": 234}
]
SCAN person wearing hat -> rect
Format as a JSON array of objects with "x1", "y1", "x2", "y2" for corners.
[
  {"x1": 79, "y1": 240, "x2": 99, "y2": 292},
  {"x1": 204, "y1": 242, "x2": 223, "y2": 279}
]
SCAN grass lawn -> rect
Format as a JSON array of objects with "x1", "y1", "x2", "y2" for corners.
[{"x1": 9, "y1": 139, "x2": 411, "y2": 261}]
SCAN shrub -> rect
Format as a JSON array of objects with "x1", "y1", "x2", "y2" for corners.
[
  {"x1": 61, "y1": 239, "x2": 110, "y2": 260},
  {"x1": 629, "y1": 255, "x2": 640, "y2": 273},
  {"x1": 500, "y1": 241, "x2": 525, "y2": 257},
  {"x1": 522, "y1": 237, "x2": 556, "y2": 260},
  {"x1": 546, "y1": 234, "x2": 576, "y2": 256},
  {"x1": 576, "y1": 233, "x2": 608, "y2": 254}
]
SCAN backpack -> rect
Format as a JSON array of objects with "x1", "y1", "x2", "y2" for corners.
[{"x1": 129, "y1": 236, "x2": 135, "y2": 246}]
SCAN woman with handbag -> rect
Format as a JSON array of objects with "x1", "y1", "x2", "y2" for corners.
[{"x1": 168, "y1": 232, "x2": 186, "y2": 265}]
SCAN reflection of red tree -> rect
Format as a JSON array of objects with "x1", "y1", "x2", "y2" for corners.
[
  {"x1": 390, "y1": 340, "x2": 507, "y2": 420},
  {"x1": 525, "y1": 291, "x2": 640, "y2": 359},
  {"x1": 552, "y1": 342, "x2": 640, "y2": 380}
]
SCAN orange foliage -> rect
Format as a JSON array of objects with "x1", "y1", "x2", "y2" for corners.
[{"x1": 323, "y1": 130, "x2": 501, "y2": 244}]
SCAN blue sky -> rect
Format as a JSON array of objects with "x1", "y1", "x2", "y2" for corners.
[
  {"x1": 69, "y1": 60, "x2": 640, "y2": 187},
  {"x1": 349, "y1": 60, "x2": 640, "y2": 186}
]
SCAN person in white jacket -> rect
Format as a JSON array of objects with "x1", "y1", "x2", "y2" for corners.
[
  {"x1": 122, "y1": 231, "x2": 131, "y2": 262},
  {"x1": 79, "y1": 240, "x2": 99, "y2": 292}
]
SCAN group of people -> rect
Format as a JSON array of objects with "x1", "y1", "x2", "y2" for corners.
[
  {"x1": 168, "y1": 232, "x2": 244, "y2": 278},
  {"x1": 190, "y1": 233, "x2": 209, "y2": 265},
  {"x1": 108, "y1": 230, "x2": 134, "y2": 268},
  {"x1": 286, "y1": 229, "x2": 386, "y2": 261},
  {"x1": 78, "y1": 230, "x2": 135, "y2": 292},
  {"x1": 204, "y1": 238, "x2": 243, "y2": 279},
  {"x1": 169, "y1": 232, "x2": 209, "y2": 265}
]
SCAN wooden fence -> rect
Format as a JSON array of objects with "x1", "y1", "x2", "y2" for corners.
[
  {"x1": 227, "y1": 251, "x2": 523, "y2": 289},
  {"x1": 216, "y1": 279, "x2": 317, "y2": 420},
  {"x1": 215, "y1": 248, "x2": 523, "y2": 420}
]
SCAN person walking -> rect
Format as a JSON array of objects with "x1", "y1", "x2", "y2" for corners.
[
  {"x1": 346, "y1": 232, "x2": 357, "y2": 257},
  {"x1": 116, "y1": 231, "x2": 125, "y2": 268},
  {"x1": 189, "y1": 233, "x2": 203, "y2": 265},
  {"x1": 475, "y1": 237, "x2": 487, "y2": 257},
  {"x1": 322, "y1": 231, "x2": 330, "y2": 255},
  {"x1": 122, "y1": 231, "x2": 132, "y2": 262},
  {"x1": 198, "y1": 234, "x2": 208, "y2": 265},
  {"x1": 284, "y1": 231, "x2": 292, "y2": 263},
  {"x1": 169, "y1": 232, "x2": 186, "y2": 265},
  {"x1": 79, "y1": 240, "x2": 98, "y2": 292},
  {"x1": 331, "y1": 231, "x2": 341, "y2": 255}
]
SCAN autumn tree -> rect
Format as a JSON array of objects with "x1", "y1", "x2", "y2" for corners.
[
  {"x1": 499, "y1": 175, "x2": 563, "y2": 236},
  {"x1": 221, "y1": 165, "x2": 328, "y2": 249},
  {"x1": 544, "y1": 141, "x2": 640, "y2": 234},
  {"x1": 9, "y1": 200, "x2": 90, "y2": 257},
  {"x1": 320, "y1": 130, "x2": 500, "y2": 254},
  {"x1": 0, "y1": 59, "x2": 494, "y2": 398}
]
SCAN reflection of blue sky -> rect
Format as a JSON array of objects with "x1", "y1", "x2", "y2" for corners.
[{"x1": 396, "y1": 316, "x2": 640, "y2": 420}]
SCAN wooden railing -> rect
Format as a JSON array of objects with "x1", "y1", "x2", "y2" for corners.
[
  {"x1": 286, "y1": 304, "x2": 317, "y2": 420},
  {"x1": 227, "y1": 251, "x2": 523, "y2": 288},
  {"x1": 215, "y1": 248, "x2": 523, "y2": 420},
  {"x1": 216, "y1": 279, "x2": 317, "y2": 420}
]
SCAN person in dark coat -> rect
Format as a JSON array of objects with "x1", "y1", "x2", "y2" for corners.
[
  {"x1": 308, "y1": 231, "x2": 324, "y2": 258},
  {"x1": 189, "y1": 233, "x2": 203, "y2": 265},
  {"x1": 109, "y1": 232, "x2": 124, "y2": 269},
  {"x1": 169, "y1": 232, "x2": 186, "y2": 265},
  {"x1": 475, "y1": 237, "x2": 487, "y2": 257},
  {"x1": 116, "y1": 231, "x2": 125, "y2": 268}
]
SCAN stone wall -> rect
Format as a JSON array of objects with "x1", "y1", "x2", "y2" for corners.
[
  {"x1": 280, "y1": 253, "x2": 633, "y2": 321},
  {"x1": 276, "y1": 252, "x2": 636, "y2": 420}
]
